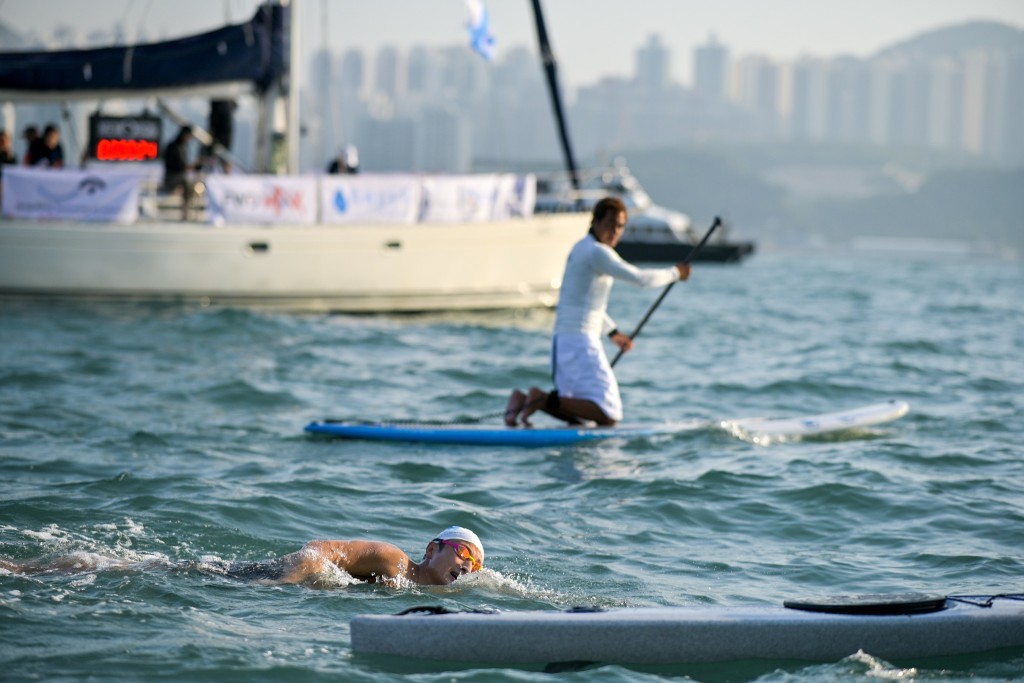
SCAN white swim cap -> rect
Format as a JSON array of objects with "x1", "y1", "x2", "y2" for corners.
[{"x1": 434, "y1": 526, "x2": 484, "y2": 565}]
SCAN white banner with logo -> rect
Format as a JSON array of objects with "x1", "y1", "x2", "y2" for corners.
[
  {"x1": 205, "y1": 175, "x2": 318, "y2": 225},
  {"x1": 493, "y1": 173, "x2": 537, "y2": 219},
  {"x1": 419, "y1": 174, "x2": 502, "y2": 223},
  {"x1": 417, "y1": 174, "x2": 537, "y2": 223},
  {"x1": 320, "y1": 174, "x2": 421, "y2": 224},
  {"x1": 2, "y1": 166, "x2": 140, "y2": 223}
]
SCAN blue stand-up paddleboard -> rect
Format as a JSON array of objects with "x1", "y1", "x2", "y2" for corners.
[
  {"x1": 304, "y1": 400, "x2": 909, "y2": 447},
  {"x1": 351, "y1": 593, "x2": 1024, "y2": 666}
]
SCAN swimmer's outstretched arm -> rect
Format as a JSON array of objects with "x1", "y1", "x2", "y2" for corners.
[
  {"x1": 281, "y1": 540, "x2": 411, "y2": 584},
  {"x1": 0, "y1": 558, "x2": 23, "y2": 573}
]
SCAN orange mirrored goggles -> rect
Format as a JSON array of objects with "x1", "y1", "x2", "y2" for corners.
[{"x1": 437, "y1": 539, "x2": 482, "y2": 572}]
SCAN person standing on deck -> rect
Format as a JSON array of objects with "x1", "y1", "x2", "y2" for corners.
[
  {"x1": 162, "y1": 126, "x2": 197, "y2": 219},
  {"x1": 20, "y1": 125, "x2": 39, "y2": 165},
  {"x1": 27, "y1": 123, "x2": 64, "y2": 168},
  {"x1": 505, "y1": 196, "x2": 691, "y2": 427}
]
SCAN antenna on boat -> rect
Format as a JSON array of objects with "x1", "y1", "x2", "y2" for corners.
[{"x1": 529, "y1": 0, "x2": 580, "y2": 194}]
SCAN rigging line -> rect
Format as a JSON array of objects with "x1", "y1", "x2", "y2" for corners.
[
  {"x1": 126, "y1": 0, "x2": 155, "y2": 41},
  {"x1": 320, "y1": 0, "x2": 340, "y2": 168},
  {"x1": 123, "y1": 0, "x2": 135, "y2": 32},
  {"x1": 139, "y1": 0, "x2": 154, "y2": 26}
]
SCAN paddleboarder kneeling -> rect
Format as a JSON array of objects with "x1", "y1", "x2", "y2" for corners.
[{"x1": 506, "y1": 196, "x2": 691, "y2": 427}]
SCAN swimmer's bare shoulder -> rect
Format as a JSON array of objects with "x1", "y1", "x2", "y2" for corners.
[{"x1": 280, "y1": 540, "x2": 411, "y2": 585}]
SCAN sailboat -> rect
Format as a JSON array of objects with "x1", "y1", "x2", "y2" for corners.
[{"x1": 0, "y1": 2, "x2": 586, "y2": 312}]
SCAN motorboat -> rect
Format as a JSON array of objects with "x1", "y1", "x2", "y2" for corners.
[{"x1": 536, "y1": 160, "x2": 754, "y2": 263}]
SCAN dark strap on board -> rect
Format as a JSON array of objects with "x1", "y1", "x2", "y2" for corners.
[
  {"x1": 394, "y1": 605, "x2": 497, "y2": 616},
  {"x1": 783, "y1": 593, "x2": 948, "y2": 616},
  {"x1": 564, "y1": 605, "x2": 606, "y2": 613},
  {"x1": 395, "y1": 605, "x2": 457, "y2": 616}
]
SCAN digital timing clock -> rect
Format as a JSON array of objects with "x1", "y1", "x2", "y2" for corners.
[{"x1": 88, "y1": 114, "x2": 163, "y2": 162}]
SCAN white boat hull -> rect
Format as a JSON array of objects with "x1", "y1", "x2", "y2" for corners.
[{"x1": 0, "y1": 213, "x2": 584, "y2": 312}]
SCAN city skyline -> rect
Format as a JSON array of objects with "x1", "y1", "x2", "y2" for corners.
[
  {"x1": 1, "y1": 0, "x2": 1023, "y2": 90},
  {"x1": 2, "y1": 4, "x2": 1021, "y2": 174},
  {"x1": 302, "y1": 20, "x2": 1022, "y2": 170}
]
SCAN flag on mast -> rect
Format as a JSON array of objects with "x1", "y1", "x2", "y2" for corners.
[{"x1": 465, "y1": 0, "x2": 496, "y2": 60}]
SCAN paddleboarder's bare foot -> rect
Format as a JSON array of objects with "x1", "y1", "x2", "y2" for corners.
[
  {"x1": 504, "y1": 389, "x2": 526, "y2": 426},
  {"x1": 520, "y1": 387, "x2": 547, "y2": 427}
]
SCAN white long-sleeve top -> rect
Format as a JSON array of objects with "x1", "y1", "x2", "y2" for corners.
[{"x1": 554, "y1": 233, "x2": 679, "y2": 338}]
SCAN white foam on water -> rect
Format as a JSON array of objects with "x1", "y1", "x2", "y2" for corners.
[
  {"x1": 848, "y1": 650, "x2": 918, "y2": 680},
  {"x1": 22, "y1": 524, "x2": 67, "y2": 542},
  {"x1": 70, "y1": 574, "x2": 97, "y2": 588}
]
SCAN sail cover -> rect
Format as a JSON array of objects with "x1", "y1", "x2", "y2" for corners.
[{"x1": 0, "y1": 5, "x2": 285, "y2": 98}]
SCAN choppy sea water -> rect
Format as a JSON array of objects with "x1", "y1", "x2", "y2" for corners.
[{"x1": 1, "y1": 252, "x2": 1022, "y2": 682}]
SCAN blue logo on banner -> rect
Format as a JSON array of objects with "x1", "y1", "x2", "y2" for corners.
[
  {"x1": 39, "y1": 176, "x2": 108, "y2": 203},
  {"x1": 334, "y1": 190, "x2": 347, "y2": 213}
]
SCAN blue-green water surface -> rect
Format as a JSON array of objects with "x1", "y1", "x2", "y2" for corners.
[{"x1": 1, "y1": 253, "x2": 1022, "y2": 681}]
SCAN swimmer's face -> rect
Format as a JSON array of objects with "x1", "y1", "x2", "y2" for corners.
[{"x1": 424, "y1": 540, "x2": 482, "y2": 584}]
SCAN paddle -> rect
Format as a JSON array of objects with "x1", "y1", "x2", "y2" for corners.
[{"x1": 610, "y1": 216, "x2": 721, "y2": 368}]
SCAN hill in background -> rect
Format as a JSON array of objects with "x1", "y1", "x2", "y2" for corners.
[
  {"x1": 605, "y1": 144, "x2": 1022, "y2": 258},
  {"x1": 593, "y1": 21, "x2": 1024, "y2": 258},
  {"x1": 876, "y1": 20, "x2": 1024, "y2": 59}
]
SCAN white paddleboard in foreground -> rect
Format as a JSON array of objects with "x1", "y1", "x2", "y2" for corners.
[
  {"x1": 721, "y1": 399, "x2": 910, "y2": 444},
  {"x1": 351, "y1": 594, "x2": 1024, "y2": 666},
  {"x1": 304, "y1": 400, "x2": 909, "y2": 446}
]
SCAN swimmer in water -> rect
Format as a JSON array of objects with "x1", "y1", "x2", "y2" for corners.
[
  {"x1": 271, "y1": 525, "x2": 484, "y2": 586},
  {"x1": 1, "y1": 525, "x2": 484, "y2": 588}
]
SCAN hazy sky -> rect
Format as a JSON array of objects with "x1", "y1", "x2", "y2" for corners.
[{"x1": 2, "y1": 0, "x2": 1023, "y2": 87}]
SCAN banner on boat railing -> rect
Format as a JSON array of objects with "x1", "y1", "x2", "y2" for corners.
[
  {"x1": 320, "y1": 174, "x2": 421, "y2": 224},
  {"x1": 494, "y1": 173, "x2": 536, "y2": 220},
  {"x1": 419, "y1": 173, "x2": 536, "y2": 223},
  {"x1": 2, "y1": 166, "x2": 140, "y2": 223},
  {"x1": 1, "y1": 169, "x2": 538, "y2": 226},
  {"x1": 205, "y1": 175, "x2": 318, "y2": 225}
]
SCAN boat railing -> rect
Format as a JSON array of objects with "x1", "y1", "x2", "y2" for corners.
[
  {"x1": 534, "y1": 161, "x2": 654, "y2": 214},
  {"x1": 137, "y1": 174, "x2": 211, "y2": 223}
]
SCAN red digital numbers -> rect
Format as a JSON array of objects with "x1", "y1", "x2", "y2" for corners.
[{"x1": 95, "y1": 138, "x2": 159, "y2": 161}]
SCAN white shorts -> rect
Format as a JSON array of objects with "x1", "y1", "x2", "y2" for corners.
[{"x1": 552, "y1": 333, "x2": 623, "y2": 422}]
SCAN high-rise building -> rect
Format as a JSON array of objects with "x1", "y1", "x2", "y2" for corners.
[
  {"x1": 374, "y1": 46, "x2": 402, "y2": 101},
  {"x1": 416, "y1": 105, "x2": 470, "y2": 172},
  {"x1": 356, "y1": 116, "x2": 415, "y2": 171},
  {"x1": 694, "y1": 34, "x2": 728, "y2": 100},
  {"x1": 340, "y1": 49, "x2": 365, "y2": 93},
  {"x1": 406, "y1": 46, "x2": 440, "y2": 98},
  {"x1": 787, "y1": 57, "x2": 829, "y2": 141},
  {"x1": 731, "y1": 55, "x2": 782, "y2": 138},
  {"x1": 1002, "y1": 52, "x2": 1024, "y2": 164},
  {"x1": 635, "y1": 34, "x2": 669, "y2": 92},
  {"x1": 927, "y1": 58, "x2": 965, "y2": 151},
  {"x1": 823, "y1": 57, "x2": 871, "y2": 144}
]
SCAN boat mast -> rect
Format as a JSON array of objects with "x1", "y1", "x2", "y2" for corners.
[
  {"x1": 256, "y1": 0, "x2": 300, "y2": 173},
  {"x1": 528, "y1": 0, "x2": 579, "y2": 191},
  {"x1": 284, "y1": 0, "x2": 301, "y2": 173}
]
